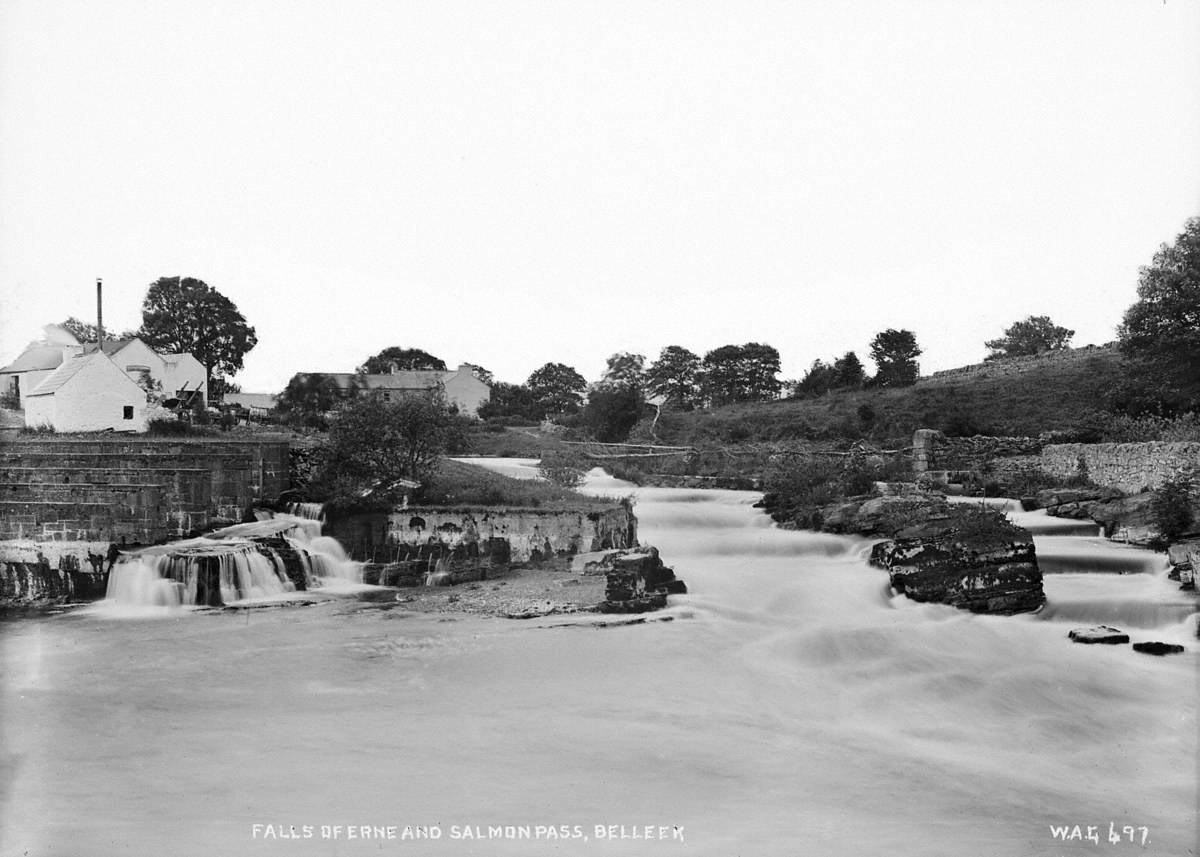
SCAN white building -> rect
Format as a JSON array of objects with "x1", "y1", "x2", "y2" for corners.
[
  {"x1": 319, "y1": 364, "x2": 491, "y2": 416},
  {"x1": 0, "y1": 325, "x2": 83, "y2": 406},
  {"x1": 23, "y1": 351, "x2": 150, "y2": 432},
  {"x1": 87, "y1": 338, "x2": 208, "y2": 404}
]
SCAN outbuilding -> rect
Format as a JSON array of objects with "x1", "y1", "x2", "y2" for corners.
[{"x1": 23, "y1": 351, "x2": 149, "y2": 432}]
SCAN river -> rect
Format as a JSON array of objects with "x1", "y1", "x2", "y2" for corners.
[{"x1": 1, "y1": 461, "x2": 1195, "y2": 855}]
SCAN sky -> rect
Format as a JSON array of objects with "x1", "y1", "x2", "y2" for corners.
[{"x1": 1, "y1": 0, "x2": 1198, "y2": 393}]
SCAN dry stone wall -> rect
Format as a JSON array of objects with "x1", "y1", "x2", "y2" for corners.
[{"x1": 1041, "y1": 442, "x2": 1200, "y2": 494}]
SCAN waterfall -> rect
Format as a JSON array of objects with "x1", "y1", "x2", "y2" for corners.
[{"x1": 103, "y1": 511, "x2": 360, "y2": 609}]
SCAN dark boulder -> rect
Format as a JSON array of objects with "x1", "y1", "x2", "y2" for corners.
[
  {"x1": 869, "y1": 508, "x2": 1044, "y2": 615},
  {"x1": 1131, "y1": 642, "x2": 1185, "y2": 656}
]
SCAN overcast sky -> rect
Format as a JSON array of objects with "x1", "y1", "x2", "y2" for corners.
[{"x1": 1, "y1": 0, "x2": 1197, "y2": 392}]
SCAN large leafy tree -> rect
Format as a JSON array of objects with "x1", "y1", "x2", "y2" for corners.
[
  {"x1": 700, "y1": 342, "x2": 781, "y2": 406},
  {"x1": 358, "y1": 347, "x2": 446, "y2": 374},
  {"x1": 794, "y1": 359, "x2": 835, "y2": 398},
  {"x1": 276, "y1": 372, "x2": 347, "y2": 428},
  {"x1": 581, "y1": 385, "x2": 644, "y2": 442},
  {"x1": 985, "y1": 315, "x2": 1074, "y2": 360},
  {"x1": 137, "y1": 277, "x2": 257, "y2": 396},
  {"x1": 477, "y1": 381, "x2": 544, "y2": 422},
  {"x1": 526, "y1": 362, "x2": 587, "y2": 414},
  {"x1": 322, "y1": 391, "x2": 466, "y2": 494},
  {"x1": 645, "y1": 345, "x2": 702, "y2": 409},
  {"x1": 598, "y1": 352, "x2": 646, "y2": 393},
  {"x1": 869, "y1": 329, "x2": 922, "y2": 387},
  {"x1": 832, "y1": 351, "x2": 866, "y2": 389},
  {"x1": 1117, "y1": 216, "x2": 1200, "y2": 412}
]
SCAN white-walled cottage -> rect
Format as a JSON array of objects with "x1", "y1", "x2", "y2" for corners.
[
  {"x1": 0, "y1": 325, "x2": 82, "y2": 406},
  {"x1": 23, "y1": 352, "x2": 149, "y2": 432}
]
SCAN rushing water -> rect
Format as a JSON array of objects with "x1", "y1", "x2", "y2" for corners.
[{"x1": 1, "y1": 462, "x2": 1196, "y2": 856}]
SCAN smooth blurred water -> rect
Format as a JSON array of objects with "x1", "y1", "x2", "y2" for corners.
[{"x1": 1, "y1": 462, "x2": 1195, "y2": 856}]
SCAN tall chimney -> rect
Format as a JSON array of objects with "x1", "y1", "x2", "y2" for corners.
[{"x1": 96, "y1": 278, "x2": 104, "y2": 346}]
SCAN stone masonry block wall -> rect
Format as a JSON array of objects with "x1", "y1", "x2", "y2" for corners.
[
  {"x1": 0, "y1": 437, "x2": 290, "y2": 542},
  {"x1": 1041, "y1": 442, "x2": 1200, "y2": 494},
  {"x1": 328, "y1": 505, "x2": 638, "y2": 564}
]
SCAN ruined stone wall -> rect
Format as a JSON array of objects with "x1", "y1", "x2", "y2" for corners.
[
  {"x1": 0, "y1": 437, "x2": 290, "y2": 542},
  {"x1": 911, "y1": 429, "x2": 1044, "y2": 473},
  {"x1": 328, "y1": 504, "x2": 638, "y2": 564},
  {"x1": 922, "y1": 343, "x2": 1117, "y2": 385},
  {"x1": 1041, "y1": 442, "x2": 1200, "y2": 494}
]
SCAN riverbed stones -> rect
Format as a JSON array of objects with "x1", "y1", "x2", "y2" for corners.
[
  {"x1": 1068, "y1": 626, "x2": 1130, "y2": 645},
  {"x1": 1131, "y1": 642, "x2": 1186, "y2": 656}
]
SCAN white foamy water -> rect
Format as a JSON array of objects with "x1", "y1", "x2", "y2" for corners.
[{"x1": 1, "y1": 464, "x2": 1196, "y2": 856}]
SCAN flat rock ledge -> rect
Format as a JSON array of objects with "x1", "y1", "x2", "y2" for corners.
[{"x1": 1068, "y1": 626, "x2": 1130, "y2": 645}]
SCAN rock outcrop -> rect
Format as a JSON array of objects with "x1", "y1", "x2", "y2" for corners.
[
  {"x1": 594, "y1": 547, "x2": 687, "y2": 614},
  {"x1": 869, "y1": 508, "x2": 1044, "y2": 615}
]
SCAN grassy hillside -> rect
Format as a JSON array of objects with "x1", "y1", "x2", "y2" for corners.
[
  {"x1": 642, "y1": 348, "x2": 1126, "y2": 447},
  {"x1": 419, "y1": 459, "x2": 616, "y2": 509}
]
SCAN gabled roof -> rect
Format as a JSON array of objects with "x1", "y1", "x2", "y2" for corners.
[
  {"x1": 25, "y1": 353, "x2": 96, "y2": 397},
  {"x1": 27, "y1": 351, "x2": 143, "y2": 398},
  {"x1": 81, "y1": 338, "x2": 137, "y2": 357},
  {"x1": 0, "y1": 343, "x2": 69, "y2": 374}
]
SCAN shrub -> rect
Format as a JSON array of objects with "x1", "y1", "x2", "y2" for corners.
[
  {"x1": 537, "y1": 449, "x2": 589, "y2": 489},
  {"x1": 1150, "y1": 469, "x2": 1195, "y2": 542},
  {"x1": 0, "y1": 389, "x2": 19, "y2": 410}
]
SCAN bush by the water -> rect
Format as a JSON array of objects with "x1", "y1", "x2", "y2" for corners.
[
  {"x1": 1150, "y1": 470, "x2": 1196, "y2": 542},
  {"x1": 761, "y1": 451, "x2": 912, "y2": 522},
  {"x1": 537, "y1": 449, "x2": 589, "y2": 488}
]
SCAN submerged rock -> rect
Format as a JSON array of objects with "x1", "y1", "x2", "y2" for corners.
[
  {"x1": 1131, "y1": 642, "x2": 1185, "y2": 656},
  {"x1": 1068, "y1": 626, "x2": 1130, "y2": 645}
]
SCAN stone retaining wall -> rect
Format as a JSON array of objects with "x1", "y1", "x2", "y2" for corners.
[
  {"x1": 328, "y1": 504, "x2": 638, "y2": 565},
  {"x1": 1041, "y1": 442, "x2": 1200, "y2": 494},
  {"x1": 0, "y1": 437, "x2": 289, "y2": 542}
]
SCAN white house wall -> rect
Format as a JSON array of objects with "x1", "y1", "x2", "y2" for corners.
[
  {"x1": 23, "y1": 394, "x2": 55, "y2": 429},
  {"x1": 162, "y1": 354, "x2": 208, "y2": 401},
  {"x1": 112, "y1": 340, "x2": 166, "y2": 384},
  {"x1": 443, "y1": 373, "x2": 490, "y2": 415},
  {"x1": 33, "y1": 357, "x2": 149, "y2": 432}
]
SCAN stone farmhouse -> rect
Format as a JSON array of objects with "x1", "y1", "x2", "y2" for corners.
[
  {"x1": 0, "y1": 324, "x2": 208, "y2": 432},
  {"x1": 319, "y1": 364, "x2": 491, "y2": 416}
]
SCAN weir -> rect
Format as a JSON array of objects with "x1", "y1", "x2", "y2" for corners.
[{"x1": 103, "y1": 508, "x2": 360, "y2": 608}]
